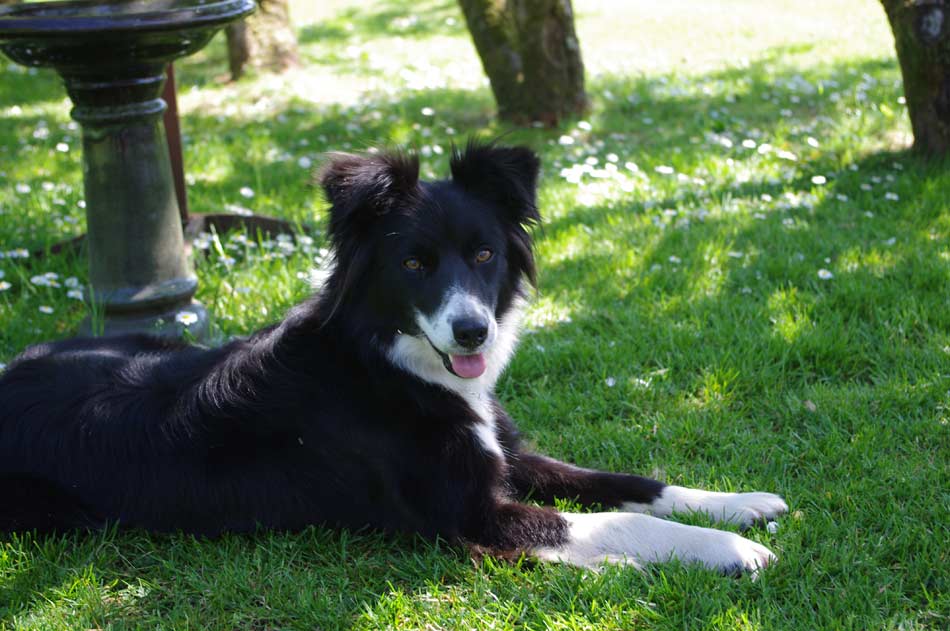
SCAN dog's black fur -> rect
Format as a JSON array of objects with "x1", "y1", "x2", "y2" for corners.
[{"x1": 0, "y1": 142, "x2": 667, "y2": 555}]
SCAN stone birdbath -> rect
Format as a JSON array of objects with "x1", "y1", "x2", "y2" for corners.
[{"x1": 0, "y1": 0, "x2": 256, "y2": 338}]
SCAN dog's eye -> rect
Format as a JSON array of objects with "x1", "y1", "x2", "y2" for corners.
[
  {"x1": 474, "y1": 248, "x2": 493, "y2": 264},
  {"x1": 403, "y1": 257, "x2": 424, "y2": 271}
]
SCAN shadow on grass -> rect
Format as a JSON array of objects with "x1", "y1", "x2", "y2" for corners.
[{"x1": 0, "y1": 527, "x2": 475, "y2": 628}]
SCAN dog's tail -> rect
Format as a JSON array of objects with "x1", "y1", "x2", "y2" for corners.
[{"x1": 0, "y1": 474, "x2": 101, "y2": 533}]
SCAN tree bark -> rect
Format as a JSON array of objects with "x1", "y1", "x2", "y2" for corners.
[
  {"x1": 881, "y1": 0, "x2": 950, "y2": 155},
  {"x1": 225, "y1": 0, "x2": 300, "y2": 81},
  {"x1": 458, "y1": 0, "x2": 587, "y2": 126}
]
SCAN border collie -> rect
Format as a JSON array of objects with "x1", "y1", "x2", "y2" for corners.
[{"x1": 0, "y1": 141, "x2": 786, "y2": 574}]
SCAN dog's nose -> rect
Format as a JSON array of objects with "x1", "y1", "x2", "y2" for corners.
[{"x1": 452, "y1": 318, "x2": 488, "y2": 349}]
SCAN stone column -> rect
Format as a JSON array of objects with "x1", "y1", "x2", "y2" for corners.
[{"x1": 65, "y1": 68, "x2": 208, "y2": 338}]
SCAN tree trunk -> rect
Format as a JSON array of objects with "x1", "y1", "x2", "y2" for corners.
[
  {"x1": 881, "y1": 0, "x2": 950, "y2": 155},
  {"x1": 458, "y1": 0, "x2": 587, "y2": 126},
  {"x1": 225, "y1": 0, "x2": 300, "y2": 81}
]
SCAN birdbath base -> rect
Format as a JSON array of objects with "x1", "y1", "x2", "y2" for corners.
[
  {"x1": 80, "y1": 302, "x2": 209, "y2": 340},
  {"x1": 0, "y1": 0, "x2": 255, "y2": 340}
]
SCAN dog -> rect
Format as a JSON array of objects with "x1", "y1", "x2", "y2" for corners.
[{"x1": 0, "y1": 141, "x2": 786, "y2": 574}]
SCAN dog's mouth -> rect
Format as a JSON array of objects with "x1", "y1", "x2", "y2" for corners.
[{"x1": 424, "y1": 336, "x2": 487, "y2": 379}]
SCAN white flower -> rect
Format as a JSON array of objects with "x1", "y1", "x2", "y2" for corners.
[
  {"x1": 15, "y1": 183, "x2": 31, "y2": 194},
  {"x1": 727, "y1": 251, "x2": 744, "y2": 259},
  {"x1": 64, "y1": 277, "x2": 80, "y2": 288},
  {"x1": 605, "y1": 377, "x2": 616, "y2": 387},
  {"x1": 297, "y1": 156, "x2": 312, "y2": 169},
  {"x1": 30, "y1": 272, "x2": 60, "y2": 287},
  {"x1": 0, "y1": 281, "x2": 11, "y2": 291},
  {"x1": 557, "y1": 135, "x2": 575, "y2": 146},
  {"x1": 884, "y1": 192, "x2": 899, "y2": 201},
  {"x1": 883, "y1": 237, "x2": 896, "y2": 246},
  {"x1": 56, "y1": 142, "x2": 69, "y2": 153},
  {"x1": 654, "y1": 165, "x2": 674, "y2": 175},
  {"x1": 239, "y1": 186, "x2": 255, "y2": 199},
  {"x1": 577, "y1": 120, "x2": 592, "y2": 131},
  {"x1": 668, "y1": 255, "x2": 681, "y2": 264},
  {"x1": 766, "y1": 521, "x2": 780, "y2": 534},
  {"x1": 38, "y1": 305, "x2": 54, "y2": 314},
  {"x1": 806, "y1": 137, "x2": 820, "y2": 148},
  {"x1": 817, "y1": 269, "x2": 833, "y2": 280},
  {"x1": 420, "y1": 106, "x2": 435, "y2": 116},
  {"x1": 175, "y1": 310, "x2": 198, "y2": 326},
  {"x1": 741, "y1": 139, "x2": 756, "y2": 149},
  {"x1": 811, "y1": 175, "x2": 827, "y2": 185},
  {"x1": 67, "y1": 289, "x2": 84, "y2": 300}
]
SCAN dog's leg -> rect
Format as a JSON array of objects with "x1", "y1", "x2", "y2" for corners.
[
  {"x1": 508, "y1": 452, "x2": 786, "y2": 527},
  {"x1": 482, "y1": 502, "x2": 773, "y2": 575},
  {"x1": 532, "y1": 511, "x2": 776, "y2": 574},
  {"x1": 508, "y1": 452, "x2": 665, "y2": 506}
]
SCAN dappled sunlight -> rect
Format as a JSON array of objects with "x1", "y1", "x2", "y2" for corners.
[
  {"x1": 524, "y1": 293, "x2": 578, "y2": 333},
  {"x1": 767, "y1": 287, "x2": 814, "y2": 344}
]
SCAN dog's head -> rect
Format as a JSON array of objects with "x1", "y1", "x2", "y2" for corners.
[{"x1": 318, "y1": 140, "x2": 540, "y2": 383}]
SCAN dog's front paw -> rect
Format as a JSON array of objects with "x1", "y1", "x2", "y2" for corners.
[
  {"x1": 695, "y1": 529, "x2": 777, "y2": 576},
  {"x1": 536, "y1": 512, "x2": 777, "y2": 577},
  {"x1": 716, "y1": 491, "x2": 788, "y2": 527},
  {"x1": 623, "y1": 486, "x2": 788, "y2": 528}
]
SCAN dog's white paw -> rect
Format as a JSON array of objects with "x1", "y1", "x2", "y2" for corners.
[
  {"x1": 535, "y1": 512, "x2": 777, "y2": 576},
  {"x1": 623, "y1": 486, "x2": 788, "y2": 528},
  {"x1": 713, "y1": 491, "x2": 789, "y2": 527},
  {"x1": 686, "y1": 528, "x2": 777, "y2": 576}
]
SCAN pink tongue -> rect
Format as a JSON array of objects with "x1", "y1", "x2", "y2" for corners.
[{"x1": 450, "y1": 353, "x2": 487, "y2": 379}]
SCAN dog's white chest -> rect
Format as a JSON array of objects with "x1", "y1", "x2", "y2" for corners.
[{"x1": 465, "y1": 394, "x2": 504, "y2": 459}]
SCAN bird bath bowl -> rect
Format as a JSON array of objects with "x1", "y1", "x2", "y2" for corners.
[{"x1": 0, "y1": 0, "x2": 256, "y2": 338}]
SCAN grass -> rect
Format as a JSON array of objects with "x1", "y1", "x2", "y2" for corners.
[{"x1": 1, "y1": 0, "x2": 949, "y2": 628}]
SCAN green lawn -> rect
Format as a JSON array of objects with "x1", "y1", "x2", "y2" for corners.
[{"x1": 1, "y1": 0, "x2": 949, "y2": 629}]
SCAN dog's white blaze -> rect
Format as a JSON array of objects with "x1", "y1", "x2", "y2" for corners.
[
  {"x1": 414, "y1": 286, "x2": 498, "y2": 354},
  {"x1": 621, "y1": 485, "x2": 788, "y2": 527},
  {"x1": 534, "y1": 512, "x2": 776, "y2": 572},
  {"x1": 387, "y1": 296, "x2": 526, "y2": 459}
]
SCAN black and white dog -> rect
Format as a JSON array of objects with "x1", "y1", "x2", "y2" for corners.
[{"x1": 0, "y1": 142, "x2": 786, "y2": 573}]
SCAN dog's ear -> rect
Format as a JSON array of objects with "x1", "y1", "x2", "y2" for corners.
[
  {"x1": 449, "y1": 139, "x2": 541, "y2": 227},
  {"x1": 319, "y1": 151, "x2": 420, "y2": 235}
]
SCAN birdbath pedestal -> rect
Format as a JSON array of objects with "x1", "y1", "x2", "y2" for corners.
[{"x1": 0, "y1": 0, "x2": 256, "y2": 338}]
